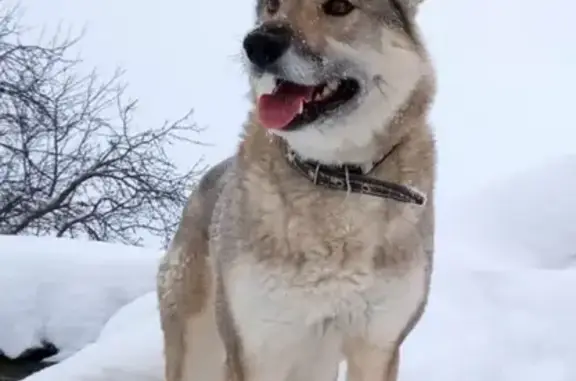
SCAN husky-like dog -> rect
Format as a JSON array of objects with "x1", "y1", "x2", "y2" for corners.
[{"x1": 158, "y1": 0, "x2": 436, "y2": 380}]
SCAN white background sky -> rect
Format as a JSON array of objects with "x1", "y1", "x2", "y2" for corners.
[{"x1": 12, "y1": 0, "x2": 576, "y2": 203}]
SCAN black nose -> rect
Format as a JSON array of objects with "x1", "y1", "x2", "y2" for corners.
[{"x1": 243, "y1": 24, "x2": 292, "y2": 70}]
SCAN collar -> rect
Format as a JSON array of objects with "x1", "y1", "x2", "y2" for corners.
[{"x1": 282, "y1": 145, "x2": 426, "y2": 205}]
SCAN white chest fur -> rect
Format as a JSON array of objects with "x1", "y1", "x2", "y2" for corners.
[{"x1": 225, "y1": 256, "x2": 427, "y2": 380}]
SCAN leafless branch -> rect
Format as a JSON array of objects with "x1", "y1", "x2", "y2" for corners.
[{"x1": 0, "y1": 3, "x2": 205, "y2": 247}]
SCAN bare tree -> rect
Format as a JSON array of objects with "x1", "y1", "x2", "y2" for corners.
[{"x1": 0, "y1": 5, "x2": 205, "y2": 247}]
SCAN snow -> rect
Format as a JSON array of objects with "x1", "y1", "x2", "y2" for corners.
[
  {"x1": 3, "y1": 0, "x2": 576, "y2": 378},
  {"x1": 6, "y1": 155, "x2": 575, "y2": 381},
  {"x1": 445, "y1": 156, "x2": 576, "y2": 270},
  {"x1": 19, "y1": 293, "x2": 164, "y2": 381},
  {"x1": 0, "y1": 236, "x2": 162, "y2": 361}
]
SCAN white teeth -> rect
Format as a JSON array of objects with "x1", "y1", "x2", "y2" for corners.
[
  {"x1": 298, "y1": 101, "x2": 304, "y2": 114},
  {"x1": 313, "y1": 79, "x2": 340, "y2": 101},
  {"x1": 255, "y1": 74, "x2": 276, "y2": 96},
  {"x1": 327, "y1": 79, "x2": 339, "y2": 91}
]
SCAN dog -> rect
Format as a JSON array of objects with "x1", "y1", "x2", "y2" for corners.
[{"x1": 157, "y1": 0, "x2": 436, "y2": 380}]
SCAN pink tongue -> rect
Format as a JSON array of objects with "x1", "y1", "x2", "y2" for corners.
[{"x1": 257, "y1": 82, "x2": 314, "y2": 130}]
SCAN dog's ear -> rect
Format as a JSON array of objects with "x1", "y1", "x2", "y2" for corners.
[
  {"x1": 405, "y1": 0, "x2": 424, "y2": 8},
  {"x1": 401, "y1": 0, "x2": 424, "y2": 17}
]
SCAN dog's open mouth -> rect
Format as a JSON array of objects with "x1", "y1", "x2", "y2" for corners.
[{"x1": 257, "y1": 78, "x2": 360, "y2": 130}]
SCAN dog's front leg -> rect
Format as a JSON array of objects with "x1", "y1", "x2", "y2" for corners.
[
  {"x1": 343, "y1": 338, "x2": 400, "y2": 381},
  {"x1": 223, "y1": 266, "x2": 343, "y2": 381},
  {"x1": 220, "y1": 311, "x2": 306, "y2": 381},
  {"x1": 228, "y1": 326, "x2": 340, "y2": 381},
  {"x1": 158, "y1": 158, "x2": 233, "y2": 381}
]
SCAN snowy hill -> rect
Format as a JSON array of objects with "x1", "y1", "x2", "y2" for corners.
[
  {"x1": 1, "y1": 155, "x2": 573, "y2": 381},
  {"x1": 0, "y1": 236, "x2": 162, "y2": 362},
  {"x1": 444, "y1": 155, "x2": 576, "y2": 270}
]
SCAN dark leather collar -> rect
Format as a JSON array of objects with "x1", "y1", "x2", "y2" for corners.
[{"x1": 282, "y1": 145, "x2": 426, "y2": 205}]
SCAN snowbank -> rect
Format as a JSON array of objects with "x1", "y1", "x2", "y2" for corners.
[
  {"x1": 20, "y1": 293, "x2": 164, "y2": 381},
  {"x1": 14, "y1": 155, "x2": 576, "y2": 381},
  {"x1": 0, "y1": 235, "x2": 162, "y2": 361},
  {"x1": 444, "y1": 155, "x2": 576, "y2": 270}
]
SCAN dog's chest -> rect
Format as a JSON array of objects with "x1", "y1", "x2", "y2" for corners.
[
  {"x1": 226, "y1": 256, "x2": 427, "y2": 354},
  {"x1": 233, "y1": 191, "x2": 417, "y2": 323},
  {"x1": 255, "y1": 189, "x2": 391, "y2": 260},
  {"x1": 221, "y1": 179, "x2": 429, "y2": 355},
  {"x1": 240, "y1": 186, "x2": 412, "y2": 291}
]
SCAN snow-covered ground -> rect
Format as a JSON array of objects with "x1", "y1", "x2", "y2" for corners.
[
  {"x1": 0, "y1": 236, "x2": 162, "y2": 361},
  {"x1": 1, "y1": 155, "x2": 573, "y2": 381}
]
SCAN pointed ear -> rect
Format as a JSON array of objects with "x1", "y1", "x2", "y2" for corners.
[
  {"x1": 406, "y1": 0, "x2": 424, "y2": 7},
  {"x1": 403, "y1": 0, "x2": 424, "y2": 17}
]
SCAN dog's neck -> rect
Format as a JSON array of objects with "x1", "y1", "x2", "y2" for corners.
[
  {"x1": 274, "y1": 123, "x2": 396, "y2": 167},
  {"x1": 282, "y1": 142, "x2": 393, "y2": 176},
  {"x1": 241, "y1": 107, "x2": 411, "y2": 170},
  {"x1": 240, "y1": 120, "x2": 394, "y2": 170},
  {"x1": 279, "y1": 140, "x2": 427, "y2": 204}
]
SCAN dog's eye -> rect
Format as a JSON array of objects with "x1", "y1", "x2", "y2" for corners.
[
  {"x1": 265, "y1": 0, "x2": 280, "y2": 14},
  {"x1": 322, "y1": 0, "x2": 355, "y2": 16}
]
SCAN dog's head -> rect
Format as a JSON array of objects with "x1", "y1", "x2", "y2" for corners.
[{"x1": 243, "y1": 0, "x2": 432, "y2": 164}]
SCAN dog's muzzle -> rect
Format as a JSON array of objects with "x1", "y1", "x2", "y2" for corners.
[{"x1": 243, "y1": 23, "x2": 293, "y2": 71}]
